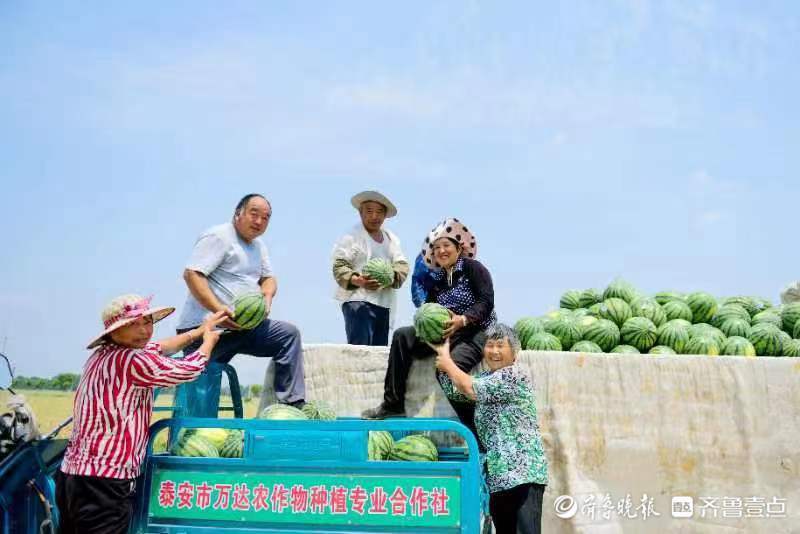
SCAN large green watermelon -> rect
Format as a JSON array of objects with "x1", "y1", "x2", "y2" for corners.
[
  {"x1": 578, "y1": 288, "x2": 603, "y2": 308},
  {"x1": 587, "y1": 303, "x2": 604, "y2": 317},
  {"x1": 582, "y1": 318, "x2": 620, "y2": 352},
  {"x1": 258, "y1": 404, "x2": 309, "y2": 420},
  {"x1": 389, "y1": 435, "x2": 438, "y2": 462},
  {"x1": 544, "y1": 317, "x2": 582, "y2": 351},
  {"x1": 189, "y1": 427, "x2": 230, "y2": 450},
  {"x1": 654, "y1": 291, "x2": 684, "y2": 305},
  {"x1": 794, "y1": 321, "x2": 800, "y2": 339},
  {"x1": 301, "y1": 400, "x2": 337, "y2": 421},
  {"x1": 368, "y1": 431, "x2": 394, "y2": 461},
  {"x1": 748, "y1": 323, "x2": 784, "y2": 356},
  {"x1": 514, "y1": 317, "x2": 545, "y2": 348},
  {"x1": 778, "y1": 330, "x2": 792, "y2": 350},
  {"x1": 721, "y1": 296, "x2": 758, "y2": 317},
  {"x1": 783, "y1": 339, "x2": 800, "y2": 357},
  {"x1": 721, "y1": 336, "x2": 756, "y2": 357},
  {"x1": 569, "y1": 340, "x2": 604, "y2": 353},
  {"x1": 656, "y1": 319, "x2": 691, "y2": 354},
  {"x1": 173, "y1": 434, "x2": 220, "y2": 458},
  {"x1": 610, "y1": 345, "x2": 640, "y2": 354},
  {"x1": 685, "y1": 336, "x2": 720, "y2": 356},
  {"x1": 631, "y1": 298, "x2": 667, "y2": 327},
  {"x1": 662, "y1": 300, "x2": 693, "y2": 323},
  {"x1": 781, "y1": 303, "x2": 800, "y2": 334},
  {"x1": 576, "y1": 314, "x2": 598, "y2": 335},
  {"x1": 219, "y1": 430, "x2": 244, "y2": 458},
  {"x1": 752, "y1": 311, "x2": 782, "y2": 329},
  {"x1": 648, "y1": 345, "x2": 677, "y2": 355},
  {"x1": 362, "y1": 258, "x2": 395, "y2": 287},
  {"x1": 711, "y1": 304, "x2": 751, "y2": 328},
  {"x1": 598, "y1": 298, "x2": 633, "y2": 327},
  {"x1": 689, "y1": 323, "x2": 726, "y2": 347},
  {"x1": 414, "y1": 303, "x2": 450, "y2": 344},
  {"x1": 525, "y1": 332, "x2": 563, "y2": 351},
  {"x1": 620, "y1": 317, "x2": 658, "y2": 352},
  {"x1": 686, "y1": 292, "x2": 718, "y2": 324},
  {"x1": 233, "y1": 292, "x2": 268, "y2": 329},
  {"x1": 603, "y1": 279, "x2": 637, "y2": 303},
  {"x1": 719, "y1": 318, "x2": 751, "y2": 338},
  {"x1": 559, "y1": 290, "x2": 583, "y2": 310}
]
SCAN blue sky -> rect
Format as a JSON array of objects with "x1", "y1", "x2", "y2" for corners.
[{"x1": 1, "y1": 1, "x2": 799, "y2": 382}]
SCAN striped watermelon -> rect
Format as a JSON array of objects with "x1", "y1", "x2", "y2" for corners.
[
  {"x1": 173, "y1": 434, "x2": 220, "y2": 457},
  {"x1": 751, "y1": 297, "x2": 773, "y2": 314},
  {"x1": 610, "y1": 345, "x2": 640, "y2": 354},
  {"x1": 689, "y1": 323, "x2": 726, "y2": 347},
  {"x1": 414, "y1": 303, "x2": 450, "y2": 344},
  {"x1": 544, "y1": 317, "x2": 582, "y2": 351},
  {"x1": 582, "y1": 318, "x2": 620, "y2": 352},
  {"x1": 570, "y1": 340, "x2": 604, "y2": 353},
  {"x1": 190, "y1": 427, "x2": 230, "y2": 450},
  {"x1": 389, "y1": 435, "x2": 438, "y2": 462},
  {"x1": 526, "y1": 332, "x2": 563, "y2": 351},
  {"x1": 712, "y1": 304, "x2": 751, "y2": 328},
  {"x1": 778, "y1": 330, "x2": 792, "y2": 349},
  {"x1": 559, "y1": 290, "x2": 583, "y2": 310},
  {"x1": 587, "y1": 303, "x2": 604, "y2": 317},
  {"x1": 719, "y1": 318, "x2": 751, "y2": 338},
  {"x1": 656, "y1": 320, "x2": 691, "y2": 354},
  {"x1": 571, "y1": 308, "x2": 590, "y2": 318},
  {"x1": 603, "y1": 278, "x2": 636, "y2": 303},
  {"x1": 576, "y1": 315, "x2": 598, "y2": 335},
  {"x1": 631, "y1": 298, "x2": 667, "y2": 327},
  {"x1": 752, "y1": 311, "x2": 782, "y2": 329},
  {"x1": 514, "y1": 317, "x2": 545, "y2": 348},
  {"x1": 662, "y1": 300, "x2": 693, "y2": 322},
  {"x1": 301, "y1": 400, "x2": 337, "y2": 421},
  {"x1": 794, "y1": 321, "x2": 800, "y2": 339},
  {"x1": 233, "y1": 293, "x2": 268, "y2": 329},
  {"x1": 368, "y1": 431, "x2": 395, "y2": 461},
  {"x1": 620, "y1": 317, "x2": 658, "y2": 352},
  {"x1": 686, "y1": 292, "x2": 718, "y2": 324},
  {"x1": 781, "y1": 303, "x2": 800, "y2": 334},
  {"x1": 579, "y1": 288, "x2": 602, "y2": 308},
  {"x1": 258, "y1": 404, "x2": 309, "y2": 420},
  {"x1": 649, "y1": 345, "x2": 676, "y2": 355},
  {"x1": 362, "y1": 258, "x2": 395, "y2": 287},
  {"x1": 685, "y1": 336, "x2": 720, "y2": 356},
  {"x1": 599, "y1": 298, "x2": 633, "y2": 327},
  {"x1": 721, "y1": 336, "x2": 756, "y2": 357},
  {"x1": 783, "y1": 339, "x2": 800, "y2": 357},
  {"x1": 654, "y1": 291, "x2": 684, "y2": 305},
  {"x1": 748, "y1": 323, "x2": 784, "y2": 356},
  {"x1": 721, "y1": 296, "x2": 758, "y2": 317},
  {"x1": 220, "y1": 430, "x2": 244, "y2": 458}
]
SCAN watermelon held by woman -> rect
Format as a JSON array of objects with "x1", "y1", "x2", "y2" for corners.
[
  {"x1": 362, "y1": 258, "x2": 395, "y2": 288},
  {"x1": 232, "y1": 292, "x2": 268, "y2": 329},
  {"x1": 367, "y1": 431, "x2": 395, "y2": 461},
  {"x1": 258, "y1": 404, "x2": 308, "y2": 420},
  {"x1": 414, "y1": 303, "x2": 450, "y2": 344},
  {"x1": 388, "y1": 434, "x2": 438, "y2": 462}
]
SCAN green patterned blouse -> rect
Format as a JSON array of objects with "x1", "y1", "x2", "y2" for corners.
[{"x1": 439, "y1": 365, "x2": 548, "y2": 493}]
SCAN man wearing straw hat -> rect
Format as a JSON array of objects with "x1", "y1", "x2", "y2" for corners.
[{"x1": 332, "y1": 190, "x2": 410, "y2": 345}]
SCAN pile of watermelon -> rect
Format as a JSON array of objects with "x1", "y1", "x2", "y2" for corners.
[
  {"x1": 171, "y1": 427, "x2": 244, "y2": 458},
  {"x1": 367, "y1": 431, "x2": 439, "y2": 462},
  {"x1": 514, "y1": 279, "x2": 800, "y2": 357}
]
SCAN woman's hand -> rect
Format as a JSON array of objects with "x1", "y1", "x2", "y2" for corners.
[
  {"x1": 427, "y1": 338, "x2": 453, "y2": 370},
  {"x1": 442, "y1": 312, "x2": 468, "y2": 338},
  {"x1": 201, "y1": 310, "x2": 229, "y2": 344}
]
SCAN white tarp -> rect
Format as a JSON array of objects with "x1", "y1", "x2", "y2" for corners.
[{"x1": 258, "y1": 345, "x2": 800, "y2": 532}]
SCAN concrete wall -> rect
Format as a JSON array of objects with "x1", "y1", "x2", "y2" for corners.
[{"x1": 258, "y1": 345, "x2": 800, "y2": 533}]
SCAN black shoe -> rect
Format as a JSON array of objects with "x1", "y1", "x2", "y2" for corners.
[
  {"x1": 361, "y1": 404, "x2": 406, "y2": 419},
  {"x1": 287, "y1": 400, "x2": 306, "y2": 410}
]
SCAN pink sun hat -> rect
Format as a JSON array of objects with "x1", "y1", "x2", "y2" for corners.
[
  {"x1": 421, "y1": 217, "x2": 477, "y2": 269},
  {"x1": 87, "y1": 294, "x2": 174, "y2": 349}
]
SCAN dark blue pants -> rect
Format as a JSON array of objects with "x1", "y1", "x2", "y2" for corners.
[{"x1": 342, "y1": 301, "x2": 390, "y2": 346}]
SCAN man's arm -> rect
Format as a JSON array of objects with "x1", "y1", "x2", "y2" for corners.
[
  {"x1": 183, "y1": 269, "x2": 228, "y2": 313},
  {"x1": 391, "y1": 259, "x2": 410, "y2": 289},
  {"x1": 260, "y1": 276, "x2": 277, "y2": 309}
]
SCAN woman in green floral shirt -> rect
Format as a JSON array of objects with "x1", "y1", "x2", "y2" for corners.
[{"x1": 434, "y1": 323, "x2": 548, "y2": 534}]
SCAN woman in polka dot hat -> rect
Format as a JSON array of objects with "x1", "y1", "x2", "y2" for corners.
[{"x1": 363, "y1": 218, "x2": 497, "y2": 438}]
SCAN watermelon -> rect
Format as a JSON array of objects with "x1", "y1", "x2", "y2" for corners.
[
  {"x1": 783, "y1": 339, "x2": 800, "y2": 357},
  {"x1": 220, "y1": 430, "x2": 244, "y2": 458},
  {"x1": 654, "y1": 291, "x2": 684, "y2": 305},
  {"x1": 189, "y1": 427, "x2": 230, "y2": 450},
  {"x1": 173, "y1": 434, "x2": 219, "y2": 458},
  {"x1": 721, "y1": 296, "x2": 758, "y2": 317},
  {"x1": 781, "y1": 303, "x2": 800, "y2": 334},
  {"x1": 582, "y1": 318, "x2": 620, "y2": 352},
  {"x1": 610, "y1": 345, "x2": 640, "y2": 354},
  {"x1": 752, "y1": 311, "x2": 782, "y2": 329},
  {"x1": 712, "y1": 304, "x2": 751, "y2": 328},
  {"x1": 232, "y1": 292, "x2": 268, "y2": 329},
  {"x1": 748, "y1": 323, "x2": 784, "y2": 356},
  {"x1": 689, "y1": 323, "x2": 726, "y2": 347},
  {"x1": 579, "y1": 288, "x2": 602, "y2": 308},
  {"x1": 721, "y1": 336, "x2": 756, "y2": 357},
  {"x1": 389, "y1": 435, "x2": 438, "y2": 462},
  {"x1": 719, "y1": 318, "x2": 751, "y2": 338},
  {"x1": 598, "y1": 298, "x2": 633, "y2": 327},
  {"x1": 662, "y1": 300, "x2": 693, "y2": 322},
  {"x1": 649, "y1": 345, "x2": 676, "y2": 355},
  {"x1": 795, "y1": 322, "x2": 800, "y2": 339},
  {"x1": 368, "y1": 431, "x2": 394, "y2": 461},
  {"x1": 414, "y1": 303, "x2": 450, "y2": 344},
  {"x1": 685, "y1": 336, "x2": 720, "y2": 356},
  {"x1": 656, "y1": 320, "x2": 691, "y2": 354},
  {"x1": 603, "y1": 278, "x2": 636, "y2": 303},
  {"x1": 751, "y1": 297, "x2": 773, "y2": 314},
  {"x1": 559, "y1": 290, "x2": 583, "y2": 310},
  {"x1": 362, "y1": 258, "x2": 395, "y2": 287},
  {"x1": 571, "y1": 308, "x2": 590, "y2": 318},
  {"x1": 301, "y1": 400, "x2": 337, "y2": 421},
  {"x1": 686, "y1": 292, "x2": 718, "y2": 324},
  {"x1": 570, "y1": 340, "x2": 604, "y2": 353},
  {"x1": 620, "y1": 317, "x2": 658, "y2": 352},
  {"x1": 778, "y1": 330, "x2": 792, "y2": 349},
  {"x1": 576, "y1": 314, "x2": 598, "y2": 334},
  {"x1": 544, "y1": 316, "x2": 582, "y2": 350},
  {"x1": 514, "y1": 317, "x2": 545, "y2": 348},
  {"x1": 587, "y1": 303, "x2": 604, "y2": 317},
  {"x1": 258, "y1": 404, "x2": 309, "y2": 420},
  {"x1": 631, "y1": 299, "x2": 667, "y2": 327},
  {"x1": 525, "y1": 332, "x2": 563, "y2": 351}
]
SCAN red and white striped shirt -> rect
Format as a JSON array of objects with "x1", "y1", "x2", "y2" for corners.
[{"x1": 61, "y1": 342, "x2": 207, "y2": 479}]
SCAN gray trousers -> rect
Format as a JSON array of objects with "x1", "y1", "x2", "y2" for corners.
[{"x1": 179, "y1": 318, "x2": 305, "y2": 404}]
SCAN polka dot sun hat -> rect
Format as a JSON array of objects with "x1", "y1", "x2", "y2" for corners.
[{"x1": 421, "y1": 218, "x2": 477, "y2": 269}]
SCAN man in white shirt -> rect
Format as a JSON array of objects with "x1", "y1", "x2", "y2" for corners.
[{"x1": 332, "y1": 191, "x2": 409, "y2": 345}]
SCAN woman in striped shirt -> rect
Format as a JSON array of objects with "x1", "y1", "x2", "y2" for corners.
[{"x1": 56, "y1": 294, "x2": 227, "y2": 534}]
